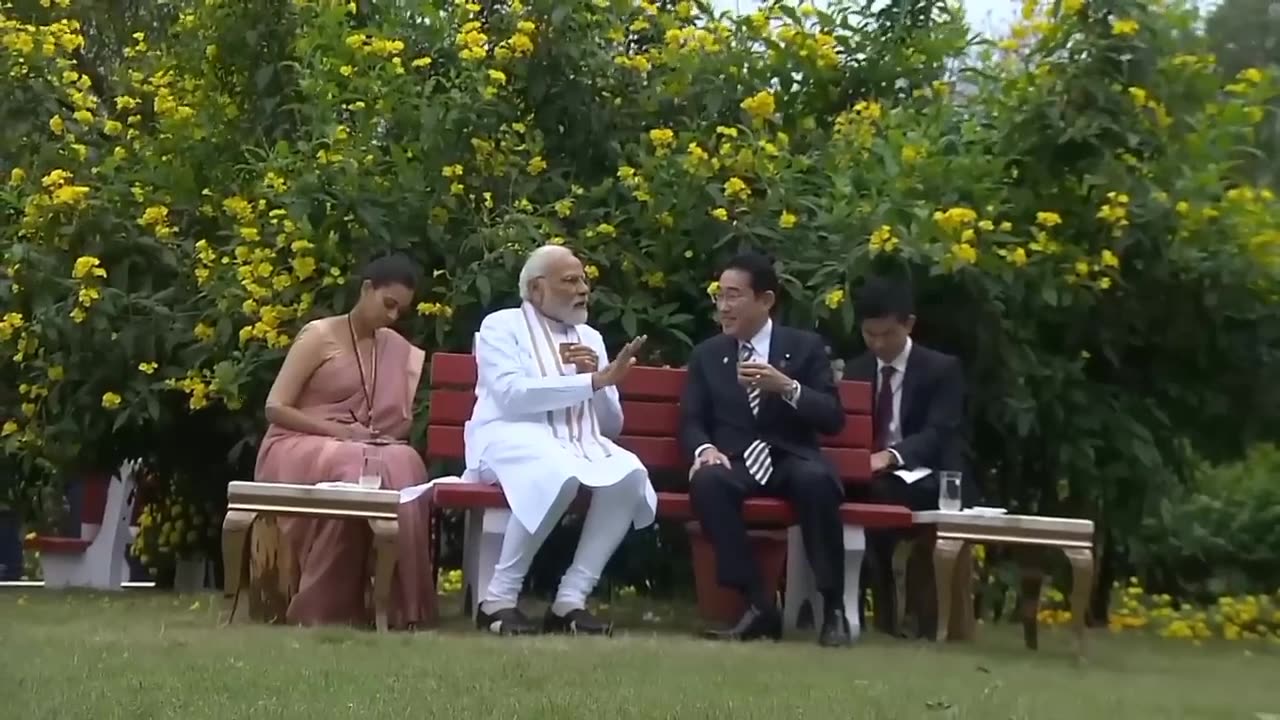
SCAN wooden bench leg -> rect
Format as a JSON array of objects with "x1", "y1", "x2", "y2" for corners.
[
  {"x1": 1063, "y1": 546, "x2": 1094, "y2": 659},
  {"x1": 1019, "y1": 561, "x2": 1044, "y2": 650},
  {"x1": 462, "y1": 508, "x2": 508, "y2": 620},
  {"x1": 221, "y1": 509, "x2": 257, "y2": 625},
  {"x1": 460, "y1": 508, "x2": 481, "y2": 616},
  {"x1": 782, "y1": 525, "x2": 815, "y2": 632},
  {"x1": 370, "y1": 518, "x2": 399, "y2": 632},
  {"x1": 841, "y1": 524, "x2": 866, "y2": 640},
  {"x1": 932, "y1": 538, "x2": 964, "y2": 642},
  {"x1": 891, "y1": 538, "x2": 914, "y2": 634},
  {"x1": 948, "y1": 543, "x2": 975, "y2": 641}
]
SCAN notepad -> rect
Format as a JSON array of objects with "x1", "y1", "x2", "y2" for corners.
[{"x1": 893, "y1": 467, "x2": 932, "y2": 485}]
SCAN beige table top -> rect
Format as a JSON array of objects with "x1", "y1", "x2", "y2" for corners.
[
  {"x1": 912, "y1": 510, "x2": 1094, "y2": 549},
  {"x1": 226, "y1": 481, "x2": 399, "y2": 520}
]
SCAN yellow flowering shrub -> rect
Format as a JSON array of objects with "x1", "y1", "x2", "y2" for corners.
[
  {"x1": 129, "y1": 463, "x2": 219, "y2": 570},
  {"x1": 1037, "y1": 578, "x2": 1280, "y2": 645},
  {"x1": 0, "y1": 0, "x2": 1275, "y2": 593}
]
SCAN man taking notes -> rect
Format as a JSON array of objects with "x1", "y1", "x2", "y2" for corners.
[
  {"x1": 844, "y1": 275, "x2": 966, "y2": 636},
  {"x1": 679, "y1": 251, "x2": 852, "y2": 647},
  {"x1": 465, "y1": 245, "x2": 656, "y2": 636},
  {"x1": 843, "y1": 276, "x2": 965, "y2": 509}
]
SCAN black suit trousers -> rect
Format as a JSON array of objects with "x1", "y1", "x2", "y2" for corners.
[
  {"x1": 853, "y1": 472, "x2": 942, "y2": 636},
  {"x1": 689, "y1": 451, "x2": 845, "y2": 604}
]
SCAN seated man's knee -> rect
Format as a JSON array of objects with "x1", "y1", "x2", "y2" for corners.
[
  {"x1": 790, "y1": 462, "x2": 840, "y2": 499},
  {"x1": 689, "y1": 464, "x2": 736, "y2": 507}
]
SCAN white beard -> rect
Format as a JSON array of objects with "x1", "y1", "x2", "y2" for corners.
[{"x1": 541, "y1": 299, "x2": 588, "y2": 327}]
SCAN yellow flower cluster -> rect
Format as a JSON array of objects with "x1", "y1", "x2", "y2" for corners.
[
  {"x1": 648, "y1": 127, "x2": 676, "y2": 155},
  {"x1": 69, "y1": 255, "x2": 107, "y2": 324},
  {"x1": 1039, "y1": 577, "x2": 1280, "y2": 645},
  {"x1": 833, "y1": 100, "x2": 882, "y2": 150},
  {"x1": 1097, "y1": 191, "x2": 1131, "y2": 237},
  {"x1": 740, "y1": 90, "x2": 775, "y2": 121},
  {"x1": 776, "y1": 26, "x2": 840, "y2": 69},
  {"x1": 21, "y1": 169, "x2": 91, "y2": 235},
  {"x1": 869, "y1": 225, "x2": 900, "y2": 255},
  {"x1": 457, "y1": 19, "x2": 489, "y2": 62},
  {"x1": 416, "y1": 302, "x2": 454, "y2": 318},
  {"x1": 132, "y1": 491, "x2": 217, "y2": 567},
  {"x1": 616, "y1": 165, "x2": 652, "y2": 203},
  {"x1": 439, "y1": 568, "x2": 463, "y2": 594},
  {"x1": 664, "y1": 26, "x2": 727, "y2": 56},
  {"x1": 137, "y1": 204, "x2": 177, "y2": 241},
  {"x1": 1126, "y1": 86, "x2": 1173, "y2": 130}
]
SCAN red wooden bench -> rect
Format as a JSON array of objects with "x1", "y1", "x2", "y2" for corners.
[
  {"x1": 24, "y1": 461, "x2": 139, "y2": 589},
  {"x1": 423, "y1": 352, "x2": 913, "y2": 637}
]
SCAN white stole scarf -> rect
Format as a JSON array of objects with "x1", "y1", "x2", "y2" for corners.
[{"x1": 520, "y1": 302, "x2": 613, "y2": 461}]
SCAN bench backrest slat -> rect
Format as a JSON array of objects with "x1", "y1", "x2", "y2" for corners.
[{"x1": 424, "y1": 352, "x2": 873, "y2": 482}]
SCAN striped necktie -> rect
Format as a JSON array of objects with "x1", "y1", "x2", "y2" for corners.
[{"x1": 740, "y1": 342, "x2": 773, "y2": 485}]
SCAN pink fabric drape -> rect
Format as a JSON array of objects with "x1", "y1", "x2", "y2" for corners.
[{"x1": 254, "y1": 325, "x2": 434, "y2": 629}]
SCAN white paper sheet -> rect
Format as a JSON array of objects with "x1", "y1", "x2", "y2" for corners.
[
  {"x1": 893, "y1": 467, "x2": 932, "y2": 485},
  {"x1": 396, "y1": 476, "x2": 472, "y2": 504},
  {"x1": 315, "y1": 476, "x2": 474, "y2": 505}
]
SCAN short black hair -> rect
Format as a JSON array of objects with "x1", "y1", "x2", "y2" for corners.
[
  {"x1": 854, "y1": 275, "x2": 914, "y2": 322},
  {"x1": 721, "y1": 251, "x2": 779, "y2": 296},
  {"x1": 360, "y1": 253, "x2": 420, "y2": 290}
]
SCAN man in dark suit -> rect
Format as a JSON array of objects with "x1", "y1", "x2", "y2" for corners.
[
  {"x1": 844, "y1": 276, "x2": 966, "y2": 635},
  {"x1": 680, "y1": 252, "x2": 852, "y2": 647}
]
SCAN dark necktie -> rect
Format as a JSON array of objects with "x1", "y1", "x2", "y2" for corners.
[
  {"x1": 874, "y1": 365, "x2": 896, "y2": 451},
  {"x1": 740, "y1": 342, "x2": 773, "y2": 484}
]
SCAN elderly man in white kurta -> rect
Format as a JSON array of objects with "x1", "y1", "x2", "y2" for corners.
[{"x1": 465, "y1": 245, "x2": 656, "y2": 636}]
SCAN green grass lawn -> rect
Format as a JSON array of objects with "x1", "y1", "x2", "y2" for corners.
[{"x1": 2, "y1": 591, "x2": 1277, "y2": 719}]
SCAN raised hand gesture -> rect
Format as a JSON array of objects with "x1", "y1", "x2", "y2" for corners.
[{"x1": 592, "y1": 335, "x2": 648, "y2": 389}]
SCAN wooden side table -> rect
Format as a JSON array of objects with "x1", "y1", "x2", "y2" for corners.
[
  {"x1": 222, "y1": 482, "x2": 401, "y2": 631},
  {"x1": 894, "y1": 511, "x2": 1096, "y2": 656}
]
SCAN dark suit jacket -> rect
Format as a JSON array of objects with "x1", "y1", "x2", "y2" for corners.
[
  {"x1": 679, "y1": 324, "x2": 846, "y2": 463},
  {"x1": 844, "y1": 343, "x2": 965, "y2": 472}
]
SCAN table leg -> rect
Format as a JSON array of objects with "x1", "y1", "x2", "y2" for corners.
[
  {"x1": 221, "y1": 509, "x2": 257, "y2": 625},
  {"x1": 948, "y1": 543, "x2": 975, "y2": 641},
  {"x1": 369, "y1": 518, "x2": 399, "y2": 632},
  {"x1": 1019, "y1": 563, "x2": 1044, "y2": 650},
  {"x1": 932, "y1": 538, "x2": 964, "y2": 642},
  {"x1": 1063, "y1": 546, "x2": 1095, "y2": 658},
  {"x1": 891, "y1": 538, "x2": 914, "y2": 634}
]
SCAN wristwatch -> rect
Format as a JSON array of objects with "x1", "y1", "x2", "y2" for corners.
[{"x1": 784, "y1": 379, "x2": 801, "y2": 404}]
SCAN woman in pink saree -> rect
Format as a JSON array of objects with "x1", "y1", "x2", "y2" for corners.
[{"x1": 255, "y1": 254, "x2": 435, "y2": 629}]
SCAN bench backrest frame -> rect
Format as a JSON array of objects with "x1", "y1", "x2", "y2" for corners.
[{"x1": 424, "y1": 352, "x2": 872, "y2": 483}]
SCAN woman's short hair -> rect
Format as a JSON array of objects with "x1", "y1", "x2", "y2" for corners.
[{"x1": 359, "y1": 253, "x2": 420, "y2": 290}]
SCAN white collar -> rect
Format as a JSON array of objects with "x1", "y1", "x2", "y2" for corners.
[
  {"x1": 876, "y1": 336, "x2": 913, "y2": 375},
  {"x1": 742, "y1": 318, "x2": 773, "y2": 354}
]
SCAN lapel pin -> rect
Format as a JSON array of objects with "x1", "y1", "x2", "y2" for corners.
[{"x1": 722, "y1": 356, "x2": 729, "y2": 364}]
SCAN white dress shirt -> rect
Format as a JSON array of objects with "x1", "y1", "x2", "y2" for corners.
[{"x1": 693, "y1": 319, "x2": 800, "y2": 461}]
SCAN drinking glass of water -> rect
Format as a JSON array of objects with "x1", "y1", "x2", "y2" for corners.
[
  {"x1": 938, "y1": 471, "x2": 963, "y2": 512},
  {"x1": 359, "y1": 446, "x2": 385, "y2": 490}
]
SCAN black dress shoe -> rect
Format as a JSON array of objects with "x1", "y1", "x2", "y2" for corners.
[
  {"x1": 818, "y1": 608, "x2": 854, "y2": 648},
  {"x1": 702, "y1": 605, "x2": 783, "y2": 642},
  {"x1": 476, "y1": 606, "x2": 539, "y2": 636},
  {"x1": 543, "y1": 607, "x2": 614, "y2": 636}
]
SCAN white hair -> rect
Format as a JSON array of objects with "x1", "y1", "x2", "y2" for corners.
[{"x1": 518, "y1": 244, "x2": 575, "y2": 301}]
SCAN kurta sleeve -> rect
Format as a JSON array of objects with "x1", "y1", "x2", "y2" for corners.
[{"x1": 476, "y1": 312, "x2": 594, "y2": 415}]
